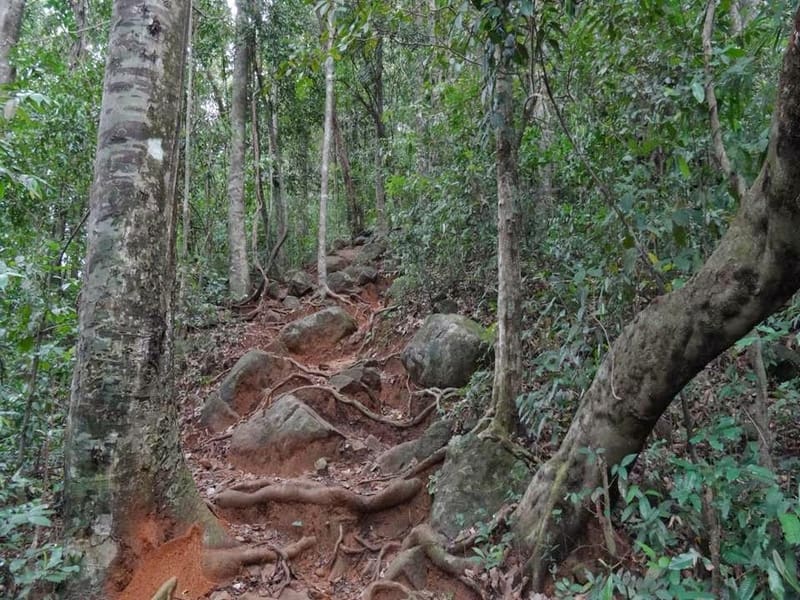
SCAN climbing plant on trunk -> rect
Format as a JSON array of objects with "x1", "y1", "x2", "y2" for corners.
[{"x1": 511, "y1": 6, "x2": 800, "y2": 588}]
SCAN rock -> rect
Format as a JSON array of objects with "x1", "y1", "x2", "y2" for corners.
[
  {"x1": 314, "y1": 457, "x2": 328, "y2": 472},
  {"x1": 430, "y1": 433, "x2": 532, "y2": 538},
  {"x1": 325, "y1": 255, "x2": 349, "y2": 273},
  {"x1": 401, "y1": 314, "x2": 490, "y2": 388},
  {"x1": 282, "y1": 295, "x2": 301, "y2": 310},
  {"x1": 330, "y1": 365, "x2": 382, "y2": 395},
  {"x1": 280, "y1": 307, "x2": 357, "y2": 353},
  {"x1": 210, "y1": 592, "x2": 233, "y2": 600},
  {"x1": 327, "y1": 270, "x2": 356, "y2": 294},
  {"x1": 331, "y1": 238, "x2": 349, "y2": 251},
  {"x1": 265, "y1": 280, "x2": 283, "y2": 300},
  {"x1": 229, "y1": 395, "x2": 343, "y2": 476},
  {"x1": 354, "y1": 235, "x2": 387, "y2": 265},
  {"x1": 344, "y1": 264, "x2": 378, "y2": 286},
  {"x1": 287, "y1": 271, "x2": 314, "y2": 297},
  {"x1": 200, "y1": 350, "x2": 291, "y2": 432},
  {"x1": 262, "y1": 309, "x2": 281, "y2": 323},
  {"x1": 377, "y1": 420, "x2": 453, "y2": 473}
]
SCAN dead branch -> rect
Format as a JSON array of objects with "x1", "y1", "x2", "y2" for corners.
[
  {"x1": 289, "y1": 385, "x2": 435, "y2": 428},
  {"x1": 215, "y1": 477, "x2": 422, "y2": 513}
]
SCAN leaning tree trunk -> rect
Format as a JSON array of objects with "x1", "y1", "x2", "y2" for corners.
[
  {"x1": 0, "y1": 0, "x2": 25, "y2": 85},
  {"x1": 490, "y1": 23, "x2": 523, "y2": 436},
  {"x1": 513, "y1": 16, "x2": 800, "y2": 589},
  {"x1": 227, "y1": 0, "x2": 252, "y2": 300},
  {"x1": 62, "y1": 0, "x2": 222, "y2": 596},
  {"x1": 317, "y1": 1, "x2": 335, "y2": 292}
]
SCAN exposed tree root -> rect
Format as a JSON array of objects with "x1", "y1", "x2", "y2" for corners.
[
  {"x1": 202, "y1": 535, "x2": 316, "y2": 581},
  {"x1": 262, "y1": 353, "x2": 330, "y2": 377},
  {"x1": 260, "y1": 372, "x2": 317, "y2": 408},
  {"x1": 371, "y1": 524, "x2": 484, "y2": 598},
  {"x1": 215, "y1": 477, "x2": 422, "y2": 513},
  {"x1": 361, "y1": 579, "x2": 426, "y2": 600},
  {"x1": 357, "y1": 304, "x2": 399, "y2": 353},
  {"x1": 289, "y1": 385, "x2": 435, "y2": 429},
  {"x1": 149, "y1": 576, "x2": 177, "y2": 600}
]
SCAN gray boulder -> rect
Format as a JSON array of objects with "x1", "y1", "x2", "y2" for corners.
[
  {"x1": 344, "y1": 264, "x2": 378, "y2": 286},
  {"x1": 229, "y1": 395, "x2": 344, "y2": 476},
  {"x1": 325, "y1": 255, "x2": 350, "y2": 273},
  {"x1": 354, "y1": 236, "x2": 387, "y2": 265},
  {"x1": 401, "y1": 314, "x2": 490, "y2": 388},
  {"x1": 287, "y1": 271, "x2": 314, "y2": 297},
  {"x1": 282, "y1": 295, "x2": 301, "y2": 310},
  {"x1": 200, "y1": 350, "x2": 291, "y2": 432},
  {"x1": 377, "y1": 419, "x2": 453, "y2": 473},
  {"x1": 330, "y1": 365, "x2": 382, "y2": 402},
  {"x1": 280, "y1": 307, "x2": 357, "y2": 353},
  {"x1": 265, "y1": 280, "x2": 284, "y2": 300},
  {"x1": 327, "y1": 270, "x2": 356, "y2": 294},
  {"x1": 430, "y1": 433, "x2": 532, "y2": 538}
]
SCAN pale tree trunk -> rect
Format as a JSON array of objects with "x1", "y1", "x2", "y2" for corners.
[
  {"x1": 227, "y1": 0, "x2": 252, "y2": 300},
  {"x1": 180, "y1": 1, "x2": 194, "y2": 261},
  {"x1": 333, "y1": 106, "x2": 362, "y2": 238},
  {"x1": 317, "y1": 1, "x2": 335, "y2": 292},
  {"x1": 512, "y1": 13, "x2": 800, "y2": 588},
  {"x1": 62, "y1": 0, "x2": 222, "y2": 596},
  {"x1": 372, "y1": 35, "x2": 388, "y2": 235},
  {"x1": 490, "y1": 29, "x2": 522, "y2": 435},
  {"x1": 265, "y1": 77, "x2": 287, "y2": 274},
  {"x1": 0, "y1": 0, "x2": 24, "y2": 85}
]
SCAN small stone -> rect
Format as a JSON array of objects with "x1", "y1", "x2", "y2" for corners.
[
  {"x1": 235, "y1": 535, "x2": 246, "y2": 543},
  {"x1": 349, "y1": 438, "x2": 367, "y2": 453},
  {"x1": 315, "y1": 457, "x2": 328, "y2": 472},
  {"x1": 365, "y1": 434, "x2": 382, "y2": 453},
  {"x1": 210, "y1": 592, "x2": 233, "y2": 600}
]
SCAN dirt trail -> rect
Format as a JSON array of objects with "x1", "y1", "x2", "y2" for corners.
[{"x1": 123, "y1": 247, "x2": 485, "y2": 600}]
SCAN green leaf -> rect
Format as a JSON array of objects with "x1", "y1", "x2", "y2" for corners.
[
  {"x1": 691, "y1": 80, "x2": 705, "y2": 103},
  {"x1": 738, "y1": 574, "x2": 757, "y2": 600},
  {"x1": 778, "y1": 513, "x2": 800, "y2": 545}
]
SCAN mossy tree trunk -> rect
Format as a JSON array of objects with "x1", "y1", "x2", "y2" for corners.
[
  {"x1": 317, "y1": 0, "x2": 335, "y2": 292},
  {"x1": 490, "y1": 9, "x2": 523, "y2": 436},
  {"x1": 513, "y1": 13, "x2": 800, "y2": 588},
  {"x1": 62, "y1": 0, "x2": 221, "y2": 596}
]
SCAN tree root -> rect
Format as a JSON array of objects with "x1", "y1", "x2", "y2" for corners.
[
  {"x1": 215, "y1": 477, "x2": 422, "y2": 513},
  {"x1": 289, "y1": 385, "x2": 435, "y2": 429},
  {"x1": 371, "y1": 524, "x2": 484, "y2": 598},
  {"x1": 202, "y1": 535, "x2": 316, "y2": 581},
  {"x1": 259, "y1": 372, "x2": 317, "y2": 408},
  {"x1": 361, "y1": 579, "x2": 426, "y2": 600},
  {"x1": 149, "y1": 576, "x2": 177, "y2": 600}
]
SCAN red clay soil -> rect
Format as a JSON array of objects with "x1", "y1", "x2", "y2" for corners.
[{"x1": 117, "y1": 524, "x2": 215, "y2": 600}]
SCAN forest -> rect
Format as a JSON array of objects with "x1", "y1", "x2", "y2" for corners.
[{"x1": 1, "y1": 0, "x2": 800, "y2": 598}]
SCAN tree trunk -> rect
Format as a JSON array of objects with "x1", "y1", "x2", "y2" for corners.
[
  {"x1": 333, "y1": 106, "x2": 362, "y2": 239},
  {"x1": 317, "y1": 1, "x2": 335, "y2": 291},
  {"x1": 180, "y1": 2, "x2": 194, "y2": 261},
  {"x1": 490, "y1": 27, "x2": 522, "y2": 436},
  {"x1": 0, "y1": 0, "x2": 25, "y2": 85},
  {"x1": 372, "y1": 35, "x2": 387, "y2": 235},
  {"x1": 264, "y1": 77, "x2": 287, "y2": 275},
  {"x1": 512, "y1": 15, "x2": 800, "y2": 589},
  {"x1": 227, "y1": 0, "x2": 252, "y2": 300},
  {"x1": 68, "y1": 0, "x2": 88, "y2": 69},
  {"x1": 62, "y1": 0, "x2": 221, "y2": 596}
]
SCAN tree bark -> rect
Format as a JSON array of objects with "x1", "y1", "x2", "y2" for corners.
[
  {"x1": 0, "y1": 0, "x2": 25, "y2": 86},
  {"x1": 227, "y1": 0, "x2": 252, "y2": 300},
  {"x1": 62, "y1": 0, "x2": 222, "y2": 596},
  {"x1": 372, "y1": 35, "x2": 387, "y2": 235},
  {"x1": 180, "y1": 2, "x2": 194, "y2": 260},
  {"x1": 512, "y1": 12, "x2": 800, "y2": 589},
  {"x1": 333, "y1": 105, "x2": 362, "y2": 239},
  {"x1": 68, "y1": 0, "x2": 88, "y2": 69},
  {"x1": 317, "y1": 1, "x2": 335, "y2": 292},
  {"x1": 490, "y1": 26, "x2": 522, "y2": 435}
]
